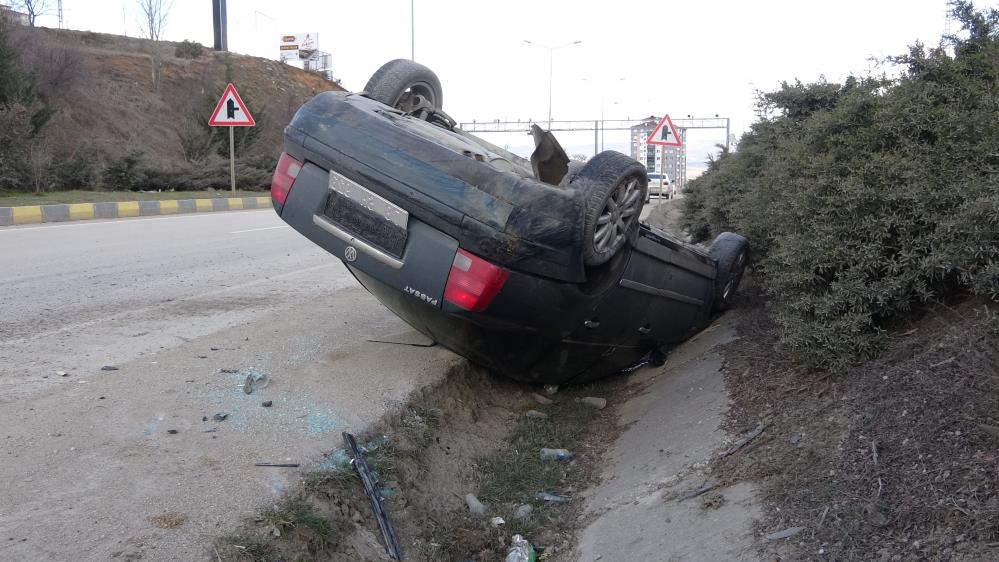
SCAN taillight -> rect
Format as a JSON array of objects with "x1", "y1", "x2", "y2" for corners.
[
  {"x1": 271, "y1": 152, "x2": 303, "y2": 206},
  {"x1": 443, "y1": 249, "x2": 509, "y2": 312}
]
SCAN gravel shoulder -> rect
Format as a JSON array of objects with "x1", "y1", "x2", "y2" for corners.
[{"x1": 0, "y1": 212, "x2": 459, "y2": 561}]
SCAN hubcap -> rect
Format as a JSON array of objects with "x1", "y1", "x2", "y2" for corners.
[{"x1": 594, "y1": 177, "x2": 642, "y2": 253}]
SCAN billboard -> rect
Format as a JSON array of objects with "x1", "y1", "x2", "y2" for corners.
[{"x1": 279, "y1": 33, "x2": 319, "y2": 63}]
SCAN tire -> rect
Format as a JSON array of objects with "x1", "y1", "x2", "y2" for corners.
[
  {"x1": 364, "y1": 59, "x2": 443, "y2": 112},
  {"x1": 708, "y1": 232, "x2": 749, "y2": 311},
  {"x1": 573, "y1": 151, "x2": 648, "y2": 266}
]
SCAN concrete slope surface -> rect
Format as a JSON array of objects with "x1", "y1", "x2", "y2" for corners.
[
  {"x1": 573, "y1": 313, "x2": 762, "y2": 562},
  {"x1": 0, "y1": 210, "x2": 458, "y2": 561}
]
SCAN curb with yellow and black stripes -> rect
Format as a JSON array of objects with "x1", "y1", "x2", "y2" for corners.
[{"x1": 0, "y1": 196, "x2": 272, "y2": 226}]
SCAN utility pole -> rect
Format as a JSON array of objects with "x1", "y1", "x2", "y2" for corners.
[
  {"x1": 57, "y1": 0, "x2": 63, "y2": 28},
  {"x1": 212, "y1": 0, "x2": 228, "y2": 51},
  {"x1": 523, "y1": 40, "x2": 582, "y2": 130},
  {"x1": 410, "y1": 0, "x2": 415, "y2": 60}
]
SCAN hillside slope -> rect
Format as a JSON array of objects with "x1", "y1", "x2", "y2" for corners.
[{"x1": 1, "y1": 26, "x2": 343, "y2": 190}]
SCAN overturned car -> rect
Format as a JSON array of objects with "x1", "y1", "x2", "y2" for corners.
[{"x1": 270, "y1": 59, "x2": 747, "y2": 384}]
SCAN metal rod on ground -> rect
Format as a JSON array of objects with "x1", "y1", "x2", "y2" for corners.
[
  {"x1": 343, "y1": 432, "x2": 403, "y2": 560},
  {"x1": 229, "y1": 126, "x2": 235, "y2": 193}
]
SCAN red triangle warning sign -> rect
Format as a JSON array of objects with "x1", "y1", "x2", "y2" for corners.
[
  {"x1": 646, "y1": 114, "x2": 682, "y2": 147},
  {"x1": 209, "y1": 83, "x2": 255, "y2": 127}
]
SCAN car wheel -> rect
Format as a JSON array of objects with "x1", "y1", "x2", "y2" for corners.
[
  {"x1": 574, "y1": 151, "x2": 648, "y2": 266},
  {"x1": 708, "y1": 232, "x2": 749, "y2": 311},
  {"x1": 364, "y1": 59, "x2": 443, "y2": 113}
]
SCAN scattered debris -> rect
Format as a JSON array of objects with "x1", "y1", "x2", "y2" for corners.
[
  {"x1": 678, "y1": 482, "x2": 719, "y2": 503},
  {"x1": 100, "y1": 365, "x2": 119, "y2": 371},
  {"x1": 213, "y1": 413, "x2": 228, "y2": 422},
  {"x1": 930, "y1": 357, "x2": 955, "y2": 368},
  {"x1": 490, "y1": 516, "x2": 505, "y2": 527},
  {"x1": 513, "y1": 504, "x2": 533, "y2": 519},
  {"x1": 531, "y1": 393, "x2": 553, "y2": 405},
  {"x1": 543, "y1": 384, "x2": 559, "y2": 395},
  {"x1": 149, "y1": 512, "x2": 188, "y2": 529},
  {"x1": 535, "y1": 491, "x2": 569, "y2": 503},
  {"x1": 765, "y1": 526, "x2": 804, "y2": 541},
  {"x1": 506, "y1": 534, "x2": 537, "y2": 562},
  {"x1": 525, "y1": 410, "x2": 548, "y2": 419},
  {"x1": 722, "y1": 422, "x2": 767, "y2": 457},
  {"x1": 254, "y1": 463, "x2": 300, "y2": 468},
  {"x1": 56, "y1": 370, "x2": 68, "y2": 377},
  {"x1": 700, "y1": 491, "x2": 726, "y2": 510},
  {"x1": 344, "y1": 432, "x2": 403, "y2": 560},
  {"x1": 539, "y1": 448, "x2": 573, "y2": 461},
  {"x1": 261, "y1": 400, "x2": 273, "y2": 408},
  {"x1": 167, "y1": 429, "x2": 178, "y2": 435},
  {"x1": 579, "y1": 396, "x2": 607, "y2": 410},
  {"x1": 465, "y1": 493, "x2": 487, "y2": 516},
  {"x1": 203, "y1": 428, "x2": 218, "y2": 433},
  {"x1": 242, "y1": 371, "x2": 270, "y2": 395},
  {"x1": 218, "y1": 368, "x2": 239, "y2": 374},
  {"x1": 210, "y1": 347, "x2": 219, "y2": 351}
]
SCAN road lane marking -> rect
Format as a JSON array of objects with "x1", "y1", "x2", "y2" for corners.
[{"x1": 230, "y1": 225, "x2": 289, "y2": 234}]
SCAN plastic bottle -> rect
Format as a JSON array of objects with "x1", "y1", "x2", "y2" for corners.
[
  {"x1": 505, "y1": 534, "x2": 537, "y2": 562},
  {"x1": 535, "y1": 491, "x2": 569, "y2": 502},
  {"x1": 539, "y1": 448, "x2": 573, "y2": 461}
]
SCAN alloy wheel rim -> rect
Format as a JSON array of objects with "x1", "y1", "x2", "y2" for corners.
[{"x1": 594, "y1": 177, "x2": 642, "y2": 253}]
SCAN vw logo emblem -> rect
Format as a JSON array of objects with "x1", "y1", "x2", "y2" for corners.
[{"x1": 344, "y1": 246, "x2": 357, "y2": 262}]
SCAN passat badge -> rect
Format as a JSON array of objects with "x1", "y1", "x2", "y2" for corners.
[{"x1": 344, "y1": 246, "x2": 357, "y2": 262}]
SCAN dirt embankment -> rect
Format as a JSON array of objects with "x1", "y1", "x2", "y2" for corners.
[
  {"x1": 712, "y1": 291, "x2": 999, "y2": 562},
  {"x1": 10, "y1": 27, "x2": 341, "y2": 169}
]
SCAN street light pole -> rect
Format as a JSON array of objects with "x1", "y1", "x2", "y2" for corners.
[
  {"x1": 523, "y1": 39, "x2": 582, "y2": 130},
  {"x1": 410, "y1": 0, "x2": 415, "y2": 60},
  {"x1": 547, "y1": 48, "x2": 554, "y2": 129}
]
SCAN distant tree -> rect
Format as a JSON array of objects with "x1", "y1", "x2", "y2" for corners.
[
  {"x1": 135, "y1": 0, "x2": 172, "y2": 41},
  {"x1": 14, "y1": 0, "x2": 49, "y2": 26}
]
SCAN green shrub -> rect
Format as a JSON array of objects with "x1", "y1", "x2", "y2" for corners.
[
  {"x1": 683, "y1": 1, "x2": 999, "y2": 370},
  {"x1": 101, "y1": 151, "x2": 145, "y2": 191},
  {"x1": 53, "y1": 150, "x2": 97, "y2": 189},
  {"x1": 136, "y1": 154, "x2": 276, "y2": 192},
  {"x1": 174, "y1": 40, "x2": 203, "y2": 60}
]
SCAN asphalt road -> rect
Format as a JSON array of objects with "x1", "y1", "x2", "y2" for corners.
[{"x1": 0, "y1": 210, "x2": 458, "y2": 561}]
